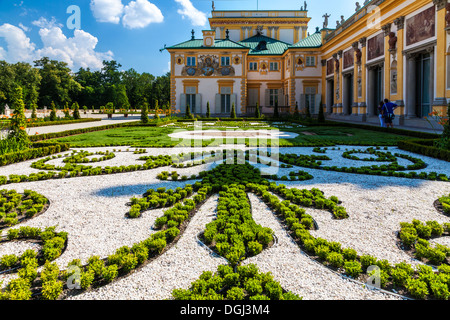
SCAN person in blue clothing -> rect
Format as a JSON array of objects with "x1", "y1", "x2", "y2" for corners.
[
  {"x1": 377, "y1": 101, "x2": 386, "y2": 128},
  {"x1": 382, "y1": 99, "x2": 398, "y2": 128}
]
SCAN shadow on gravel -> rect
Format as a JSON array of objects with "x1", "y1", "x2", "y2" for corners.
[
  {"x1": 91, "y1": 180, "x2": 194, "y2": 198},
  {"x1": 271, "y1": 169, "x2": 435, "y2": 190}
]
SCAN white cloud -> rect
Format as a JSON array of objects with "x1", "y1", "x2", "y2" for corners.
[
  {"x1": 90, "y1": 0, "x2": 124, "y2": 24},
  {"x1": 31, "y1": 16, "x2": 63, "y2": 29},
  {"x1": 175, "y1": 0, "x2": 207, "y2": 27},
  {"x1": 0, "y1": 47, "x2": 6, "y2": 60},
  {"x1": 0, "y1": 22, "x2": 113, "y2": 70},
  {"x1": 36, "y1": 27, "x2": 113, "y2": 70},
  {"x1": 18, "y1": 23, "x2": 29, "y2": 32},
  {"x1": 122, "y1": 0, "x2": 164, "y2": 29},
  {"x1": 0, "y1": 23, "x2": 35, "y2": 63}
]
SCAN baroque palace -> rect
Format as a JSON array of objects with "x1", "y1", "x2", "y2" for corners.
[{"x1": 166, "y1": 0, "x2": 449, "y2": 128}]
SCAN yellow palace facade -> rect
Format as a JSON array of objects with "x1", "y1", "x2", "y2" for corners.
[{"x1": 166, "y1": 0, "x2": 449, "y2": 129}]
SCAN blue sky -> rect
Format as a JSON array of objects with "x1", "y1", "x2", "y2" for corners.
[{"x1": 0, "y1": 0, "x2": 356, "y2": 76}]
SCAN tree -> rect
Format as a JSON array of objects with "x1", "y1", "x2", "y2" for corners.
[
  {"x1": 12, "y1": 62, "x2": 41, "y2": 108},
  {"x1": 186, "y1": 104, "x2": 192, "y2": 119},
  {"x1": 104, "y1": 84, "x2": 117, "y2": 111},
  {"x1": 101, "y1": 60, "x2": 122, "y2": 86},
  {"x1": 63, "y1": 102, "x2": 71, "y2": 119},
  {"x1": 294, "y1": 102, "x2": 299, "y2": 119},
  {"x1": 305, "y1": 100, "x2": 311, "y2": 120},
  {"x1": 49, "y1": 101, "x2": 57, "y2": 121},
  {"x1": 72, "y1": 102, "x2": 81, "y2": 120},
  {"x1": 255, "y1": 102, "x2": 261, "y2": 119},
  {"x1": 105, "y1": 102, "x2": 114, "y2": 115},
  {"x1": 152, "y1": 73, "x2": 170, "y2": 107},
  {"x1": 74, "y1": 67, "x2": 102, "y2": 108},
  {"x1": 34, "y1": 57, "x2": 81, "y2": 108},
  {"x1": 141, "y1": 99, "x2": 149, "y2": 123},
  {"x1": 0, "y1": 61, "x2": 41, "y2": 113},
  {"x1": 273, "y1": 101, "x2": 279, "y2": 118},
  {"x1": 318, "y1": 100, "x2": 325, "y2": 123},
  {"x1": 231, "y1": 103, "x2": 237, "y2": 119},
  {"x1": 29, "y1": 86, "x2": 39, "y2": 120},
  {"x1": 9, "y1": 86, "x2": 29, "y2": 146},
  {"x1": 116, "y1": 84, "x2": 130, "y2": 112},
  {"x1": 138, "y1": 72, "x2": 155, "y2": 106},
  {"x1": 206, "y1": 101, "x2": 211, "y2": 118}
]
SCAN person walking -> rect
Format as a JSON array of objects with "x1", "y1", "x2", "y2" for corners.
[
  {"x1": 382, "y1": 99, "x2": 398, "y2": 128},
  {"x1": 377, "y1": 101, "x2": 386, "y2": 128}
]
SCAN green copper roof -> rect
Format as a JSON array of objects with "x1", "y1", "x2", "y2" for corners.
[
  {"x1": 166, "y1": 32, "x2": 321, "y2": 54},
  {"x1": 239, "y1": 35, "x2": 290, "y2": 56},
  {"x1": 166, "y1": 38, "x2": 248, "y2": 50},
  {"x1": 290, "y1": 31, "x2": 322, "y2": 48}
]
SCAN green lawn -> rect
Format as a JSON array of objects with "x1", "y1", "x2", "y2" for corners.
[
  {"x1": 278, "y1": 126, "x2": 411, "y2": 147},
  {"x1": 52, "y1": 124, "x2": 414, "y2": 148}
]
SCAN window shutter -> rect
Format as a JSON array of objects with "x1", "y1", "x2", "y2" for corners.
[
  {"x1": 195, "y1": 94, "x2": 202, "y2": 114},
  {"x1": 314, "y1": 94, "x2": 322, "y2": 115},
  {"x1": 180, "y1": 94, "x2": 186, "y2": 113},
  {"x1": 264, "y1": 89, "x2": 270, "y2": 107},
  {"x1": 215, "y1": 94, "x2": 221, "y2": 114},
  {"x1": 299, "y1": 94, "x2": 306, "y2": 109},
  {"x1": 231, "y1": 94, "x2": 237, "y2": 113},
  {"x1": 277, "y1": 89, "x2": 285, "y2": 106}
]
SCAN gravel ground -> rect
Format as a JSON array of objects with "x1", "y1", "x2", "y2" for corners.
[
  {"x1": 24, "y1": 115, "x2": 139, "y2": 136},
  {"x1": 0, "y1": 145, "x2": 448, "y2": 300}
]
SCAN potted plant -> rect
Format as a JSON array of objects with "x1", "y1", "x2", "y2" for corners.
[{"x1": 106, "y1": 102, "x2": 114, "y2": 119}]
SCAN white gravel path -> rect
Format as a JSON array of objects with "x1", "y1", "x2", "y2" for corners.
[
  {"x1": 0, "y1": 145, "x2": 447, "y2": 299},
  {"x1": 245, "y1": 193, "x2": 400, "y2": 300},
  {"x1": 68, "y1": 195, "x2": 226, "y2": 300},
  {"x1": 26, "y1": 116, "x2": 139, "y2": 136}
]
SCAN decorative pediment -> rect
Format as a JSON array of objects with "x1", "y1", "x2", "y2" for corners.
[{"x1": 181, "y1": 55, "x2": 235, "y2": 77}]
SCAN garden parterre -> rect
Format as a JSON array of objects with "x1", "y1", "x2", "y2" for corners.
[{"x1": 0, "y1": 143, "x2": 448, "y2": 300}]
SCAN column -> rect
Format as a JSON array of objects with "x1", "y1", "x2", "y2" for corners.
[
  {"x1": 367, "y1": 66, "x2": 376, "y2": 116},
  {"x1": 433, "y1": 0, "x2": 448, "y2": 115},
  {"x1": 352, "y1": 42, "x2": 360, "y2": 115},
  {"x1": 382, "y1": 23, "x2": 392, "y2": 102},
  {"x1": 321, "y1": 59, "x2": 327, "y2": 114},
  {"x1": 294, "y1": 26, "x2": 301, "y2": 43},
  {"x1": 301, "y1": 26, "x2": 308, "y2": 40},
  {"x1": 240, "y1": 27, "x2": 246, "y2": 41},
  {"x1": 359, "y1": 37, "x2": 367, "y2": 117},
  {"x1": 406, "y1": 53, "x2": 417, "y2": 118},
  {"x1": 394, "y1": 16, "x2": 405, "y2": 117},
  {"x1": 337, "y1": 50, "x2": 343, "y2": 114},
  {"x1": 273, "y1": 27, "x2": 279, "y2": 40},
  {"x1": 290, "y1": 55, "x2": 296, "y2": 112},
  {"x1": 332, "y1": 53, "x2": 339, "y2": 114}
]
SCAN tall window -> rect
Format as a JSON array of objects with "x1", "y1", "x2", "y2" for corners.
[
  {"x1": 305, "y1": 87, "x2": 316, "y2": 113},
  {"x1": 186, "y1": 57, "x2": 196, "y2": 66},
  {"x1": 269, "y1": 62, "x2": 279, "y2": 71},
  {"x1": 249, "y1": 62, "x2": 258, "y2": 71},
  {"x1": 220, "y1": 87, "x2": 232, "y2": 113},
  {"x1": 221, "y1": 94, "x2": 231, "y2": 113},
  {"x1": 269, "y1": 89, "x2": 279, "y2": 106},
  {"x1": 186, "y1": 87, "x2": 197, "y2": 113},
  {"x1": 221, "y1": 56, "x2": 230, "y2": 66}
]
